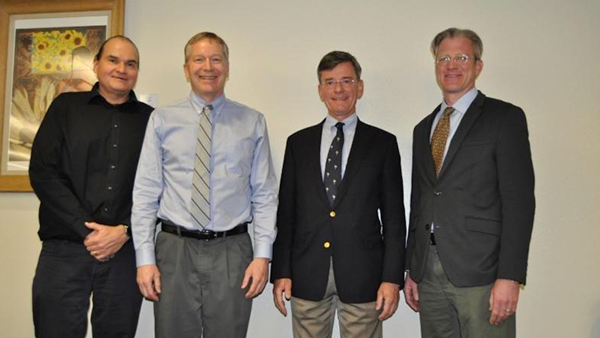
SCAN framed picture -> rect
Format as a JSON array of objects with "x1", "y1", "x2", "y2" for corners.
[{"x1": 0, "y1": 0, "x2": 124, "y2": 191}]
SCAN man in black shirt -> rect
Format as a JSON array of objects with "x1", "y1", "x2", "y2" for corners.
[{"x1": 29, "y1": 36, "x2": 153, "y2": 338}]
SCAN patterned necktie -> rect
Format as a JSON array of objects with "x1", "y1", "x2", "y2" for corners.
[
  {"x1": 431, "y1": 107, "x2": 455, "y2": 177},
  {"x1": 191, "y1": 104, "x2": 213, "y2": 228},
  {"x1": 324, "y1": 122, "x2": 344, "y2": 207}
]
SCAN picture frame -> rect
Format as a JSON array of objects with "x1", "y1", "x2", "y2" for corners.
[{"x1": 0, "y1": 0, "x2": 124, "y2": 191}]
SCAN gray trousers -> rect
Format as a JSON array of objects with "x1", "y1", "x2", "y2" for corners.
[
  {"x1": 154, "y1": 231, "x2": 253, "y2": 338},
  {"x1": 291, "y1": 259, "x2": 382, "y2": 338},
  {"x1": 419, "y1": 246, "x2": 516, "y2": 338}
]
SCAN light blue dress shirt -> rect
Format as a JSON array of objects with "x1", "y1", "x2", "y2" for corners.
[
  {"x1": 430, "y1": 87, "x2": 479, "y2": 162},
  {"x1": 132, "y1": 92, "x2": 278, "y2": 266},
  {"x1": 320, "y1": 113, "x2": 358, "y2": 180}
]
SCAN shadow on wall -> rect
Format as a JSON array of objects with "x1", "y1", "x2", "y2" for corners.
[{"x1": 591, "y1": 302, "x2": 600, "y2": 338}]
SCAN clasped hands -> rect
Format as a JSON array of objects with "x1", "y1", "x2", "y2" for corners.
[{"x1": 84, "y1": 222, "x2": 129, "y2": 262}]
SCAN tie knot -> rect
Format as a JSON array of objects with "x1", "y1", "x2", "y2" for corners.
[
  {"x1": 203, "y1": 105, "x2": 213, "y2": 115},
  {"x1": 443, "y1": 106, "x2": 455, "y2": 118},
  {"x1": 335, "y1": 122, "x2": 345, "y2": 131}
]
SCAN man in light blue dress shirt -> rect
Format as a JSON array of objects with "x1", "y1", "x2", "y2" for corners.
[{"x1": 132, "y1": 32, "x2": 278, "y2": 338}]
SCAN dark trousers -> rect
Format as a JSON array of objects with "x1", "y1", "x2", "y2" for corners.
[{"x1": 32, "y1": 240, "x2": 142, "y2": 338}]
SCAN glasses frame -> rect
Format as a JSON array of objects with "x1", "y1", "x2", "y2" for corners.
[
  {"x1": 436, "y1": 54, "x2": 474, "y2": 66},
  {"x1": 321, "y1": 78, "x2": 358, "y2": 89}
]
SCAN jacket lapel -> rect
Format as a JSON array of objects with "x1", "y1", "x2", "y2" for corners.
[
  {"x1": 332, "y1": 119, "x2": 372, "y2": 209},
  {"x1": 307, "y1": 120, "x2": 330, "y2": 207},
  {"x1": 437, "y1": 91, "x2": 485, "y2": 178},
  {"x1": 422, "y1": 106, "x2": 440, "y2": 182}
]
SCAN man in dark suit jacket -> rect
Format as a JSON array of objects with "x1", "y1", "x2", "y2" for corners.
[
  {"x1": 271, "y1": 51, "x2": 406, "y2": 338},
  {"x1": 404, "y1": 28, "x2": 535, "y2": 338}
]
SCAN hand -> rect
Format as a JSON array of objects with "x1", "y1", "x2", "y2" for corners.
[
  {"x1": 84, "y1": 222, "x2": 129, "y2": 261},
  {"x1": 403, "y1": 274, "x2": 420, "y2": 312},
  {"x1": 137, "y1": 264, "x2": 162, "y2": 302},
  {"x1": 272, "y1": 278, "x2": 292, "y2": 316},
  {"x1": 375, "y1": 282, "x2": 400, "y2": 321},
  {"x1": 241, "y1": 258, "x2": 269, "y2": 299},
  {"x1": 489, "y1": 278, "x2": 520, "y2": 325}
]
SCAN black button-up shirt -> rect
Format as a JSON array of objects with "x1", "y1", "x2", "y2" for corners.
[{"x1": 29, "y1": 84, "x2": 153, "y2": 242}]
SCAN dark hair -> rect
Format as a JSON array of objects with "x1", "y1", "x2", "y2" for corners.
[
  {"x1": 431, "y1": 28, "x2": 483, "y2": 61},
  {"x1": 94, "y1": 35, "x2": 140, "y2": 66},
  {"x1": 184, "y1": 32, "x2": 229, "y2": 63},
  {"x1": 317, "y1": 51, "x2": 362, "y2": 83}
]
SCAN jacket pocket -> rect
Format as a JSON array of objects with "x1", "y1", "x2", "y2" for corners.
[
  {"x1": 465, "y1": 216, "x2": 501, "y2": 235},
  {"x1": 462, "y1": 138, "x2": 490, "y2": 147},
  {"x1": 362, "y1": 234, "x2": 383, "y2": 248}
]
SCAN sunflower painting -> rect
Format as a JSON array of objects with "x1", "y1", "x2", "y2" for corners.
[{"x1": 7, "y1": 26, "x2": 105, "y2": 171}]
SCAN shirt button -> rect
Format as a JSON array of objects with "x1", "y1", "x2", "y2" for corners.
[
  {"x1": 434, "y1": 191, "x2": 442, "y2": 196},
  {"x1": 103, "y1": 207, "x2": 110, "y2": 212},
  {"x1": 107, "y1": 186, "x2": 113, "y2": 191},
  {"x1": 112, "y1": 144, "x2": 118, "y2": 148},
  {"x1": 329, "y1": 211, "x2": 336, "y2": 218},
  {"x1": 324, "y1": 241, "x2": 331, "y2": 248},
  {"x1": 110, "y1": 164, "x2": 116, "y2": 170},
  {"x1": 113, "y1": 124, "x2": 118, "y2": 128}
]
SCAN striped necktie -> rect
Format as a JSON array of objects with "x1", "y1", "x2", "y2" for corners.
[
  {"x1": 191, "y1": 104, "x2": 213, "y2": 228},
  {"x1": 431, "y1": 106, "x2": 454, "y2": 177}
]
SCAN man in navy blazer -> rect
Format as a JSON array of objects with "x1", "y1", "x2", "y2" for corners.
[
  {"x1": 404, "y1": 28, "x2": 535, "y2": 338},
  {"x1": 271, "y1": 51, "x2": 406, "y2": 338}
]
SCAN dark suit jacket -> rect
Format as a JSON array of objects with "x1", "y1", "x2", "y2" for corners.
[
  {"x1": 271, "y1": 119, "x2": 406, "y2": 304},
  {"x1": 406, "y1": 91, "x2": 535, "y2": 287}
]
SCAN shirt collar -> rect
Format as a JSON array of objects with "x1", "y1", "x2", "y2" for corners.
[
  {"x1": 324, "y1": 113, "x2": 358, "y2": 132},
  {"x1": 88, "y1": 82, "x2": 139, "y2": 105},
  {"x1": 441, "y1": 87, "x2": 478, "y2": 115},
  {"x1": 189, "y1": 91, "x2": 226, "y2": 116}
]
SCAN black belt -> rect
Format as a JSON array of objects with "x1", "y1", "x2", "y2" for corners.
[
  {"x1": 160, "y1": 219, "x2": 248, "y2": 241},
  {"x1": 429, "y1": 232, "x2": 437, "y2": 245}
]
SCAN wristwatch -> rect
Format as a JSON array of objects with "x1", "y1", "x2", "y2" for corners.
[{"x1": 122, "y1": 225, "x2": 132, "y2": 237}]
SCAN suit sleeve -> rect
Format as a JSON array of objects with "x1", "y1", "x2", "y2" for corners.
[
  {"x1": 405, "y1": 127, "x2": 421, "y2": 272},
  {"x1": 270, "y1": 137, "x2": 296, "y2": 282},
  {"x1": 379, "y1": 135, "x2": 406, "y2": 287},
  {"x1": 29, "y1": 95, "x2": 92, "y2": 240},
  {"x1": 496, "y1": 106, "x2": 535, "y2": 284}
]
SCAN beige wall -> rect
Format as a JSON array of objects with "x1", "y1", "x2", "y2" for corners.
[{"x1": 2, "y1": 0, "x2": 599, "y2": 336}]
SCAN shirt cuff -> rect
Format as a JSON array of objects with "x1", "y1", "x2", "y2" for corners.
[
  {"x1": 253, "y1": 241, "x2": 272, "y2": 260},
  {"x1": 135, "y1": 247, "x2": 156, "y2": 267}
]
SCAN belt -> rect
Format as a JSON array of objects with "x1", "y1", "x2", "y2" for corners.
[
  {"x1": 429, "y1": 232, "x2": 437, "y2": 245},
  {"x1": 160, "y1": 219, "x2": 248, "y2": 241}
]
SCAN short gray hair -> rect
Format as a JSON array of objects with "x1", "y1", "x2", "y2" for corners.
[
  {"x1": 431, "y1": 28, "x2": 483, "y2": 61},
  {"x1": 184, "y1": 32, "x2": 229, "y2": 63}
]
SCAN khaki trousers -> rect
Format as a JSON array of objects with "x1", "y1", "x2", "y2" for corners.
[
  {"x1": 291, "y1": 259, "x2": 382, "y2": 338},
  {"x1": 418, "y1": 245, "x2": 516, "y2": 338}
]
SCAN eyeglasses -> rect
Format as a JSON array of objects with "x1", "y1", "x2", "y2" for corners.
[
  {"x1": 436, "y1": 54, "x2": 473, "y2": 66},
  {"x1": 321, "y1": 78, "x2": 357, "y2": 89}
]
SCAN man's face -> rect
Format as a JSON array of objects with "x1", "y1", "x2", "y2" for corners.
[
  {"x1": 435, "y1": 37, "x2": 483, "y2": 101},
  {"x1": 318, "y1": 62, "x2": 364, "y2": 121},
  {"x1": 184, "y1": 39, "x2": 229, "y2": 102},
  {"x1": 93, "y1": 38, "x2": 139, "y2": 103}
]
